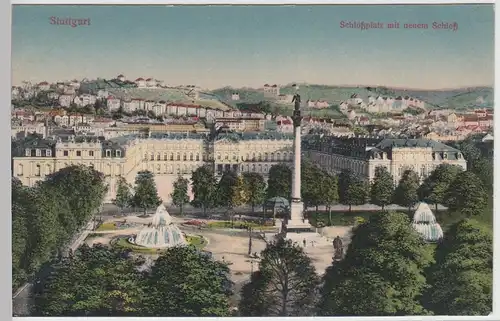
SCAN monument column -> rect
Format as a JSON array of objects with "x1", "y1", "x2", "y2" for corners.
[{"x1": 288, "y1": 91, "x2": 307, "y2": 224}]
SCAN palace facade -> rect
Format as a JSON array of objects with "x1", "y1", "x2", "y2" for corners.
[
  {"x1": 303, "y1": 135, "x2": 467, "y2": 183},
  {"x1": 12, "y1": 131, "x2": 294, "y2": 203}
]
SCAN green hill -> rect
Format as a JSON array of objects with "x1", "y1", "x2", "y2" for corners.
[{"x1": 209, "y1": 84, "x2": 493, "y2": 111}]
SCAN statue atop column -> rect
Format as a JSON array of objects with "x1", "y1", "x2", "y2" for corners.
[{"x1": 291, "y1": 93, "x2": 302, "y2": 127}]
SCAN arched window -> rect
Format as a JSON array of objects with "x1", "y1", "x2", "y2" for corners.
[
  {"x1": 183, "y1": 154, "x2": 187, "y2": 161},
  {"x1": 196, "y1": 154, "x2": 200, "y2": 161},
  {"x1": 190, "y1": 154, "x2": 194, "y2": 161}
]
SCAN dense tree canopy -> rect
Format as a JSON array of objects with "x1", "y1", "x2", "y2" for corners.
[
  {"x1": 370, "y1": 166, "x2": 394, "y2": 210},
  {"x1": 191, "y1": 165, "x2": 218, "y2": 216},
  {"x1": 393, "y1": 169, "x2": 420, "y2": 213},
  {"x1": 424, "y1": 219, "x2": 492, "y2": 315},
  {"x1": 445, "y1": 171, "x2": 487, "y2": 217},
  {"x1": 114, "y1": 176, "x2": 132, "y2": 212},
  {"x1": 239, "y1": 238, "x2": 320, "y2": 316},
  {"x1": 319, "y1": 211, "x2": 432, "y2": 316},
  {"x1": 33, "y1": 245, "x2": 145, "y2": 316},
  {"x1": 418, "y1": 164, "x2": 462, "y2": 212},
  {"x1": 12, "y1": 165, "x2": 107, "y2": 291},
  {"x1": 170, "y1": 175, "x2": 190, "y2": 215},
  {"x1": 142, "y1": 246, "x2": 232, "y2": 316},
  {"x1": 241, "y1": 172, "x2": 266, "y2": 212},
  {"x1": 131, "y1": 170, "x2": 162, "y2": 214},
  {"x1": 338, "y1": 170, "x2": 368, "y2": 212},
  {"x1": 267, "y1": 164, "x2": 292, "y2": 199}
]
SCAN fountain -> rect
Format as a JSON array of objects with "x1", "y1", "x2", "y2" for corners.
[{"x1": 129, "y1": 204, "x2": 188, "y2": 248}]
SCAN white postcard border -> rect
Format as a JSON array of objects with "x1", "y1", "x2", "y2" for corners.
[{"x1": 5, "y1": 1, "x2": 498, "y2": 321}]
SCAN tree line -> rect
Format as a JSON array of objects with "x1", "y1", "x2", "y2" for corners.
[
  {"x1": 160, "y1": 159, "x2": 489, "y2": 224},
  {"x1": 31, "y1": 211, "x2": 492, "y2": 316},
  {"x1": 239, "y1": 211, "x2": 491, "y2": 316},
  {"x1": 12, "y1": 165, "x2": 108, "y2": 291}
]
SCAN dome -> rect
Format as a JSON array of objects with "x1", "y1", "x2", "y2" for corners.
[{"x1": 132, "y1": 205, "x2": 187, "y2": 248}]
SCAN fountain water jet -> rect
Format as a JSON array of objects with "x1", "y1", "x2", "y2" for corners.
[{"x1": 129, "y1": 204, "x2": 187, "y2": 248}]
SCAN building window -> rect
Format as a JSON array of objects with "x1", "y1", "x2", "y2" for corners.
[
  {"x1": 17, "y1": 164, "x2": 23, "y2": 176},
  {"x1": 89, "y1": 151, "x2": 94, "y2": 157},
  {"x1": 106, "y1": 149, "x2": 111, "y2": 157},
  {"x1": 116, "y1": 150, "x2": 122, "y2": 157},
  {"x1": 46, "y1": 149, "x2": 52, "y2": 157},
  {"x1": 63, "y1": 151, "x2": 69, "y2": 156},
  {"x1": 156, "y1": 154, "x2": 160, "y2": 161},
  {"x1": 36, "y1": 149, "x2": 41, "y2": 157},
  {"x1": 420, "y1": 166, "x2": 426, "y2": 177},
  {"x1": 196, "y1": 154, "x2": 200, "y2": 161},
  {"x1": 25, "y1": 149, "x2": 31, "y2": 156},
  {"x1": 150, "y1": 154, "x2": 154, "y2": 161},
  {"x1": 177, "y1": 154, "x2": 181, "y2": 161},
  {"x1": 164, "y1": 153, "x2": 168, "y2": 161},
  {"x1": 35, "y1": 164, "x2": 41, "y2": 176},
  {"x1": 76, "y1": 151, "x2": 82, "y2": 157},
  {"x1": 170, "y1": 154, "x2": 174, "y2": 161},
  {"x1": 183, "y1": 154, "x2": 187, "y2": 161},
  {"x1": 190, "y1": 154, "x2": 194, "y2": 161}
]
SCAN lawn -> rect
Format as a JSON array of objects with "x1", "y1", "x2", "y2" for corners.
[
  {"x1": 206, "y1": 220, "x2": 276, "y2": 230},
  {"x1": 96, "y1": 222, "x2": 117, "y2": 231}
]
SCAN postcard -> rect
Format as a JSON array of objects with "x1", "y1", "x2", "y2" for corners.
[{"x1": 11, "y1": 3, "x2": 494, "y2": 317}]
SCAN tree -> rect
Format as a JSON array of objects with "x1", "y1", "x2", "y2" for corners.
[
  {"x1": 318, "y1": 211, "x2": 432, "y2": 316},
  {"x1": 444, "y1": 171, "x2": 487, "y2": 217},
  {"x1": 191, "y1": 165, "x2": 218, "y2": 216},
  {"x1": 43, "y1": 164, "x2": 107, "y2": 228},
  {"x1": 131, "y1": 170, "x2": 162, "y2": 215},
  {"x1": 114, "y1": 176, "x2": 132, "y2": 213},
  {"x1": 267, "y1": 164, "x2": 292, "y2": 199},
  {"x1": 216, "y1": 171, "x2": 239, "y2": 209},
  {"x1": 370, "y1": 166, "x2": 394, "y2": 210},
  {"x1": 33, "y1": 244, "x2": 145, "y2": 316},
  {"x1": 142, "y1": 246, "x2": 232, "y2": 316},
  {"x1": 242, "y1": 172, "x2": 266, "y2": 213},
  {"x1": 301, "y1": 161, "x2": 322, "y2": 210},
  {"x1": 423, "y1": 219, "x2": 492, "y2": 315},
  {"x1": 239, "y1": 238, "x2": 320, "y2": 316},
  {"x1": 170, "y1": 175, "x2": 190, "y2": 216},
  {"x1": 338, "y1": 170, "x2": 368, "y2": 212},
  {"x1": 12, "y1": 178, "x2": 30, "y2": 288},
  {"x1": 418, "y1": 164, "x2": 462, "y2": 212},
  {"x1": 470, "y1": 158, "x2": 493, "y2": 192},
  {"x1": 321, "y1": 173, "x2": 339, "y2": 225},
  {"x1": 393, "y1": 169, "x2": 420, "y2": 214}
]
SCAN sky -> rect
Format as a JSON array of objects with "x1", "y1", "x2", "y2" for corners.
[{"x1": 12, "y1": 5, "x2": 495, "y2": 90}]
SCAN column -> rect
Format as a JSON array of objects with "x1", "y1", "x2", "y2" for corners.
[{"x1": 291, "y1": 125, "x2": 301, "y2": 200}]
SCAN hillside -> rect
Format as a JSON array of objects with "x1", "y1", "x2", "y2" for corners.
[
  {"x1": 386, "y1": 86, "x2": 494, "y2": 109},
  {"x1": 209, "y1": 84, "x2": 494, "y2": 110}
]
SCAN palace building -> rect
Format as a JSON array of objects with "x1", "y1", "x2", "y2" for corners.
[
  {"x1": 12, "y1": 131, "x2": 294, "y2": 203},
  {"x1": 302, "y1": 135, "x2": 467, "y2": 183}
]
